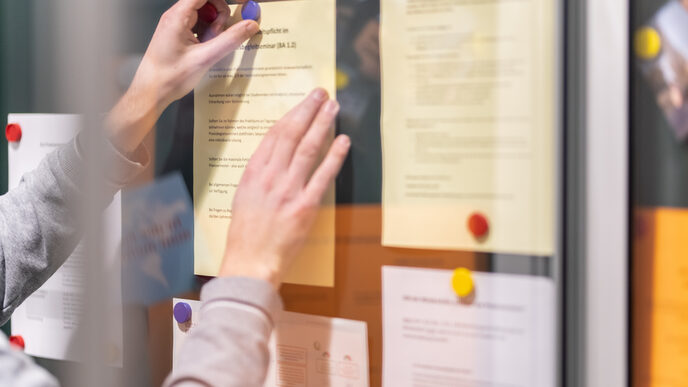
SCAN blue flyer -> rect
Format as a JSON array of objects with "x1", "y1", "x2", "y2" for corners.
[{"x1": 121, "y1": 173, "x2": 196, "y2": 305}]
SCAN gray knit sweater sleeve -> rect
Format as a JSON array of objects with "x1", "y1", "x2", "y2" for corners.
[
  {"x1": 164, "y1": 277, "x2": 283, "y2": 387},
  {"x1": 0, "y1": 137, "x2": 147, "y2": 325}
]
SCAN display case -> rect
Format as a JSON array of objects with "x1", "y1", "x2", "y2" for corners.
[{"x1": 0, "y1": 0, "x2": 648, "y2": 386}]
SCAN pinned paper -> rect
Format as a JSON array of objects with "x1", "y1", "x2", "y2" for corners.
[
  {"x1": 379, "y1": 0, "x2": 556, "y2": 255},
  {"x1": 8, "y1": 114, "x2": 122, "y2": 366},
  {"x1": 172, "y1": 298, "x2": 370, "y2": 386},
  {"x1": 382, "y1": 266, "x2": 555, "y2": 387},
  {"x1": 122, "y1": 173, "x2": 195, "y2": 305},
  {"x1": 193, "y1": 0, "x2": 337, "y2": 286}
]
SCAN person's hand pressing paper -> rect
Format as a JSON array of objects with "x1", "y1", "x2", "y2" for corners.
[
  {"x1": 138, "y1": 0, "x2": 259, "y2": 109},
  {"x1": 219, "y1": 89, "x2": 351, "y2": 288},
  {"x1": 107, "y1": 0, "x2": 259, "y2": 155}
]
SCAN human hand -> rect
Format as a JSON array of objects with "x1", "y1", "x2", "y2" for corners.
[
  {"x1": 218, "y1": 89, "x2": 350, "y2": 288},
  {"x1": 107, "y1": 0, "x2": 258, "y2": 155},
  {"x1": 136, "y1": 0, "x2": 258, "y2": 109}
]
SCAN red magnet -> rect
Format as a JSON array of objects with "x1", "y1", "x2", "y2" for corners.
[
  {"x1": 198, "y1": 2, "x2": 218, "y2": 23},
  {"x1": 9, "y1": 335, "x2": 25, "y2": 350},
  {"x1": 467, "y1": 212, "x2": 489, "y2": 240},
  {"x1": 5, "y1": 123, "x2": 22, "y2": 143}
]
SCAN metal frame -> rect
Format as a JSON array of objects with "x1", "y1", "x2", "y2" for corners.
[
  {"x1": 583, "y1": 0, "x2": 630, "y2": 385},
  {"x1": 564, "y1": 0, "x2": 588, "y2": 384},
  {"x1": 565, "y1": 0, "x2": 630, "y2": 385}
]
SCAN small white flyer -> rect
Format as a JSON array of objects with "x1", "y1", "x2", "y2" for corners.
[
  {"x1": 382, "y1": 266, "x2": 555, "y2": 387},
  {"x1": 172, "y1": 298, "x2": 370, "y2": 387}
]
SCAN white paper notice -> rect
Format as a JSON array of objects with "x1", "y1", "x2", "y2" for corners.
[
  {"x1": 8, "y1": 114, "x2": 123, "y2": 366},
  {"x1": 173, "y1": 298, "x2": 370, "y2": 387},
  {"x1": 382, "y1": 266, "x2": 554, "y2": 387}
]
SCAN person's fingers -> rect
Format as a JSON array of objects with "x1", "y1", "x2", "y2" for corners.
[
  {"x1": 206, "y1": 0, "x2": 230, "y2": 35},
  {"x1": 303, "y1": 135, "x2": 351, "y2": 205},
  {"x1": 245, "y1": 128, "x2": 279, "y2": 174},
  {"x1": 207, "y1": 0, "x2": 229, "y2": 16},
  {"x1": 177, "y1": 0, "x2": 211, "y2": 12},
  {"x1": 288, "y1": 100, "x2": 339, "y2": 186},
  {"x1": 165, "y1": 1, "x2": 200, "y2": 30},
  {"x1": 196, "y1": 20, "x2": 259, "y2": 66},
  {"x1": 266, "y1": 89, "x2": 329, "y2": 170}
]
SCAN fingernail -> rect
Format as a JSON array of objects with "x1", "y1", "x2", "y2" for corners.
[
  {"x1": 338, "y1": 135, "x2": 351, "y2": 147},
  {"x1": 245, "y1": 21, "x2": 260, "y2": 35},
  {"x1": 325, "y1": 100, "x2": 340, "y2": 114},
  {"x1": 312, "y1": 88, "x2": 327, "y2": 101}
]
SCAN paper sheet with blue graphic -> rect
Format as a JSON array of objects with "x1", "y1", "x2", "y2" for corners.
[{"x1": 122, "y1": 173, "x2": 195, "y2": 305}]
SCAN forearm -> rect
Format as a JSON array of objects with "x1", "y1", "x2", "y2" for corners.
[
  {"x1": 164, "y1": 277, "x2": 282, "y2": 387},
  {"x1": 0, "y1": 135, "x2": 147, "y2": 324},
  {"x1": 105, "y1": 68, "x2": 166, "y2": 156}
]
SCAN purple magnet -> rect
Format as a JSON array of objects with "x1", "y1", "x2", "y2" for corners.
[
  {"x1": 241, "y1": 1, "x2": 261, "y2": 21},
  {"x1": 173, "y1": 302, "x2": 192, "y2": 323}
]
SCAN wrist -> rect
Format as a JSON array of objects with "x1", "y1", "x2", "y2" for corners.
[
  {"x1": 130, "y1": 59, "x2": 171, "y2": 114},
  {"x1": 218, "y1": 252, "x2": 281, "y2": 289},
  {"x1": 105, "y1": 75, "x2": 164, "y2": 156}
]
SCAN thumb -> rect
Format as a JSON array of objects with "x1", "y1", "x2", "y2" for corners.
[{"x1": 197, "y1": 20, "x2": 260, "y2": 66}]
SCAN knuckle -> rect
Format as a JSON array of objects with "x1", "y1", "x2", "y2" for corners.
[
  {"x1": 290, "y1": 102, "x2": 318, "y2": 122},
  {"x1": 290, "y1": 200, "x2": 314, "y2": 220},
  {"x1": 259, "y1": 174, "x2": 274, "y2": 192},
  {"x1": 160, "y1": 9, "x2": 175, "y2": 26},
  {"x1": 298, "y1": 141, "x2": 321, "y2": 160},
  {"x1": 303, "y1": 98, "x2": 320, "y2": 111},
  {"x1": 280, "y1": 124, "x2": 303, "y2": 143},
  {"x1": 333, "y1": 146, "x2": 349, "y2": 161}
]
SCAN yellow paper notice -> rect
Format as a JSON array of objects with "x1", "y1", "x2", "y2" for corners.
[
  {"x1": 193, "y1": 0, "x2": 336, "y2": 286},
  {"x1": 380, "y1": 0, "x2": 556, "y2": 255}
]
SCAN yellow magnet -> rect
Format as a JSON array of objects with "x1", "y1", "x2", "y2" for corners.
[
  {"x1": 336, "y1": 68, "x2": 350, "y2": 90},
  {"x1": 634, "y1": 26, "x2": 662, "y2": 60},
  {"x1": 451, "y1": 268, "x2": 474, "y2": 298}
]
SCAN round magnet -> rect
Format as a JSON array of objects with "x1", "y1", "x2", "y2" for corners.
[
  {"x1": 634, "y1": 26, "x2": 661, "y2": 60},
  {"x1": 336, "y1": 69, "x2": 350, "y2": 90},
  {"x1": 9, "y1": 335, "x2": 25, "y2": 350},
  {"x1": 5, "y1": 123, "x2": 22, "y2": 143},
  {"x1": 467, "y1": 212, "x2": 489, "y2": 240},
  {"x1": 241, "y1": 1, "x2": 261, "y2": 21},
  {"x1": 173, "y1": 302, "x2": 192, "y2": 324},
  {"x1": 198, "y1": 2, "x2": 218, "y2": 23},
  {"x1": 451, "y1": 268, "x2": 474, "y2": 298}
]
